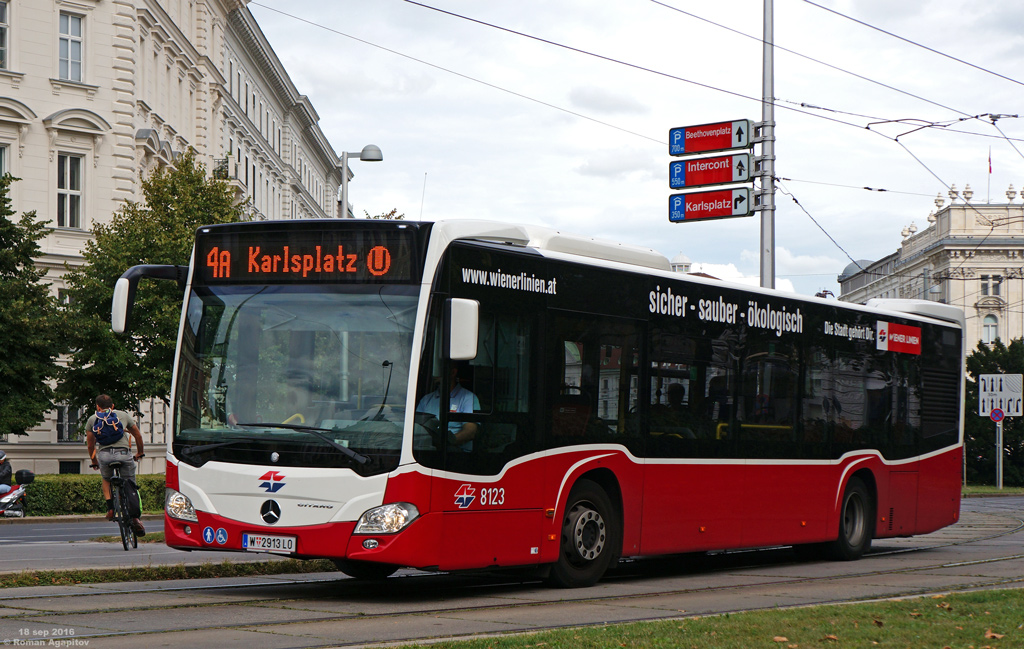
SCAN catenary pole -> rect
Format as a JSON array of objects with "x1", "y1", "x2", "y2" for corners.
[{"x1": 760, "y1": 0, "x2": 776, "y2": 289}]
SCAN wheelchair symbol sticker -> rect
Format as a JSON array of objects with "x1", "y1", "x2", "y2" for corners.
[{"x1": 215, "y1": 528, "x2": 228, "y2": 545}]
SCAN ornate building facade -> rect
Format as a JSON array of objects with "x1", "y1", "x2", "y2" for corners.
[
  {"x1": 839, "y1": 184, "x2": 1024, "y2": 352},
  {"x1": 2, "y1": 0, "x2": 345, "y2": 474}
]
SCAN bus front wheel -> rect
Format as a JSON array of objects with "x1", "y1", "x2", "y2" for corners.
[
  {"x1": 827, "y1": 476, "x2": 873, "y2": 561},
  {"x1": 548, "y1": 479, "x2": 619, "y2": 588}
]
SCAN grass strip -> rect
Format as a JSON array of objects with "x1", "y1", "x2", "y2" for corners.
[
  {"x1": 396, "y1": 589, "x2": 1023, "y2": 649},
  {"x1": 0, "y1": 558, "x2": 337, "y2": 588},
  {"x1": 962, "y1": 485, "x2": 1024, "y2": 496}
]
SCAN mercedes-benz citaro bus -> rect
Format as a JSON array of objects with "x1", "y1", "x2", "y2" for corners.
[{"x1": 111, "y1": 219, "x2": 965, "y2": 587}]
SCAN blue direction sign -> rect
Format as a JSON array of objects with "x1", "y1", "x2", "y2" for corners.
[
  {"x1": 669, "y1": 188, "x2": 752, "y2": 223},
  {"x1": 669, "y1": 119, "x2": 751, "y2": 156},
  {"x1": 670, "y1": 153, "x2": 750, "y2": 190}
]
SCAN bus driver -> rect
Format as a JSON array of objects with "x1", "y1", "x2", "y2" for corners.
[{"x1": 416, "y1": 363, "x2": 480, "y2": 452}]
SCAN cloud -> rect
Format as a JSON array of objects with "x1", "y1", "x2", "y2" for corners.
[
  {"x1": 690, "y1": 262, "x2": 797, "y2": 293},
  {"x1": 568, "y1": 86, "x2": 650, "y2": 116},
  {"x1": 574, "y1": 149, "x2": 658, "y2": 180}
]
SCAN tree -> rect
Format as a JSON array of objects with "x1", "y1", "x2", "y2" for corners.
[
  {"x1": 364, "y1": 208, "x2": 405, "y2": 220},
  {"x1": 964, "y1": 338, "x2": 1024, "y2": 486},
  {"x1": 0, "y1": 175, "x2": 62, "y2": 436},
  {"x1": 58, "y1": 150, "x2": 244, "y2": 417}
]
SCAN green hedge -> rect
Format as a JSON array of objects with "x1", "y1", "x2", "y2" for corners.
[{"x1": 22, "y1": 474, "x2": 165, "y2": 516}]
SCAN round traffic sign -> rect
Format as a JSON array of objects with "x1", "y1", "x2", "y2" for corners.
[{"x1": 991, "y1": 408, "x2": 1005, "y2": 423}]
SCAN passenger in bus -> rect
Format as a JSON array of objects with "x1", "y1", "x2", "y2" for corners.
[
  {"x1": 416, "y1": 363, "x2": 480, "y2": 452},
  {"x1": 666, "y1": 383, "x2": 687, "y2": 412},
  {"x1": 651, "y1": 383, "x2": 698, "y2": 439}
]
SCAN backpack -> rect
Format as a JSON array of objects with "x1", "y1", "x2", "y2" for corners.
[
  {"x1": 124, "y1": 479, "x2": 142, "y2": 518},
  {"x1": 92, "y1": 410, "x2": 125, "y2": 446}
]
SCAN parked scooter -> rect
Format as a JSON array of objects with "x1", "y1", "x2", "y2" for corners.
[{"x1": 0, "y1": 470, "x2": 34, "y2": 518}]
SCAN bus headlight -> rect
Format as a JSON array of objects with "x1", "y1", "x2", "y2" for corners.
[
  {"x1": 165, "y1": 488, "x2": 199, "y2": 522},
  {"x1": 354, "y1": 503, "x2": 419, "y2": 534}
]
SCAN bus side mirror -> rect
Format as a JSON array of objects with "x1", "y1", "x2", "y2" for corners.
[
  {"x1": 111, "y1": 276, "x2": 134, "y2": 334},
  {"x1": 110, "y1": 264, "x2": 189, "y2": 334},
  {"x1": 448, "y1": 298, "x2": 479, "y2": 361}
]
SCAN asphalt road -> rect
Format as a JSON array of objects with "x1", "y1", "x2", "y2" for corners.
[
  {"x1": 0, "y1": 497, "x2": 1022, "y2": 649},
  {"x1": 0, "y1": 516, "x2": 291, "y2": 573},
  {"x1": 0, "y1": 497, "x2": 1021, "y2": 649}
]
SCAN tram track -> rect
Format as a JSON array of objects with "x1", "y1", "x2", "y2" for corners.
[
  {"x1": 3, "y1": 503, "x2": 1023, "y2": 647},
  {"x1": 5, "y1": 508, "x2": 1021, "y2": 605}
]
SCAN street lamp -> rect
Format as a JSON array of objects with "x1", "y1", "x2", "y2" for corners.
[{"x1": 340, "y1": 144, "x2": 383, "y2": 218}]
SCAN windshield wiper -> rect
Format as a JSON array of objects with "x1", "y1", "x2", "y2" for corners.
[
  {"x1": 181, "y1": 439, "x2": 248, "y2": 459},
  {"x1": 234, "y1": 423, "x2": 370, "y2": 465}
]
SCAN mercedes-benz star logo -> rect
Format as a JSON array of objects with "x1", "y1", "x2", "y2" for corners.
[{"x1": 260, "y1": 500, "x2": 281, "y2": 525}]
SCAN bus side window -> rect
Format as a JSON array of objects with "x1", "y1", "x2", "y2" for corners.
[
  {"x1": 546, "y1": 313, "x2": 641, "y2": 454},
  {"x1": 738, "y1": 336, "x2": 799, "y2": 446},
  {"x1": 447, "y1": 311, "x2": 537, "y2": 474}
]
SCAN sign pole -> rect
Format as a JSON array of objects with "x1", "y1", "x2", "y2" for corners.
[
  {"x1": 978, "y1": 374, "x2": 1021, "y2": 490},
  {"x1": 996, "y1": 419, "x2": 1004, "y2": 489},
  {"x1": 759, "y1": 0, "x2": 775, "y2": 289}
]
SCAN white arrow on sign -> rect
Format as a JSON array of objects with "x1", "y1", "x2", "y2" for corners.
[{"x1": 979, "y1": 373, "x2": 1023, "y2": 417}]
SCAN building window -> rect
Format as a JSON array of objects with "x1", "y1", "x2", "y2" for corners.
[
  {"x1": 982, "y1": 315, "x2": 999, "y2": 344},
  {"x1": 0, "y1": 2, "x2": 8, "y2": 70},
  {"x1": 59, "y1": 461, "x2": 81, "y2": 474},
  {"x1": 981, "y1": 275, "x2": 1001, "y2": 297},
  {"x1": 59, "y1": 13, "x2": 84, "y2": 82},
  {"x1": 57, "y1": 404, "x2": 82, "y2": 442},
  {"x1": 57, "y1": 153, "x2": 83, "y2": 228}
]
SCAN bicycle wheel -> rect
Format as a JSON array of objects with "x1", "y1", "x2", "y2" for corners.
[
  {"x1": 119, "y1": 484, "x2": 137, "y2": 549},
  {"x1": 111, "y1": 482, "x2": 131, "y2": 551}
]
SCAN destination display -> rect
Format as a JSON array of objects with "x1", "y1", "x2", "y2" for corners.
[{"x1": 194, "y1": 229, "x2": 418, "y2": 284}]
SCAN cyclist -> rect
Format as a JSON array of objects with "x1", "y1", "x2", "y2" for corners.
[
  {"x1": 86, "y1": 394, "x2": 146, "y2": 536},
  {"x1": 0, "y1": 450, "x2": 11, "y2": 495}
]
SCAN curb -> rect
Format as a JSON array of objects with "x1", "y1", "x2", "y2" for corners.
[{"x1": 0, "y1": 514, "x2": 163, "y2": 525}]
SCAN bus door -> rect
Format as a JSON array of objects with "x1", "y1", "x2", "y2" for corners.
[
  {"x1": 834, "y1": 337, "x2": 922, "y2": 535},
  {"x1": 415, "y1": 300, "x2": 546, "y2": 571},
  {"x1": 735, "y1": 333, "x2": 828, "y2": 547},
  {"x1": 642, "y1": 325, "x2": 745, "y2": 554}
]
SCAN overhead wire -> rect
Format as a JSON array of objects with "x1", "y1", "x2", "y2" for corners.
[
  {"x1": 649, "y1": 0, "x2": 975, "y2": 119},
  {"x1": 397, "y1": 0, "x2": 871, "y2": 131},
  {"x1": 394, "y1": 0, "x2": 1024, "y2": 269},
  {"x1": 801, "y1": 0, "x2": 1024, "y2": 89},
  {"x1": 251, "y1": 1, "x2": 1017, "y2": 198},
  {"x1": 775, "y1": 180, "x2": 862, "y2": 268},
  {"x1": 252, "y1": 0, "x2": 1022, "y2": 289},
  {"x1": 246, "y1": 2, "x2": 665, "y2": 145}
]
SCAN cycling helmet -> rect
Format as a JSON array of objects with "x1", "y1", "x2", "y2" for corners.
[{"x1": 0, "y1": 450, "x2": 6, "y2": 461}]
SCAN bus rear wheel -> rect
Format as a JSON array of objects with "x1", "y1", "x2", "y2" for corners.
[
  {"x1": 332, "y1": 559, "x2": 398, "y2": 580},
  {"x1": 827, "y1": 476, "x2": 873, "y2": 561},
  {"x1": 548, "y1": 479, "x2": 618, "y2": 588}
]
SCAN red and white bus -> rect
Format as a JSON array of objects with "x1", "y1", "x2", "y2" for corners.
[{"x1": 113, "y1": 219, "x2": 964, "y2": 587}]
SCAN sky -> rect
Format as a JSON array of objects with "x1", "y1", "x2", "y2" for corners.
[{"x1": 246, "y1": 0, "x2": 1024, "y2": 297}]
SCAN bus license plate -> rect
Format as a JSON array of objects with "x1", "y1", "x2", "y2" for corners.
[{"x1": 242, "y1": 533, "x2": 296, "y2": 554}]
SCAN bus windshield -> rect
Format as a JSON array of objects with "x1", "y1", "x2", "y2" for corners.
[{"x1": 173, "y1": 283, "x2": 418, "y2": 474}]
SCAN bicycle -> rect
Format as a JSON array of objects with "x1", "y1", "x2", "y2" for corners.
[{"x1": 106, "y1": 456, "x2": 144, "y2": 551}]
